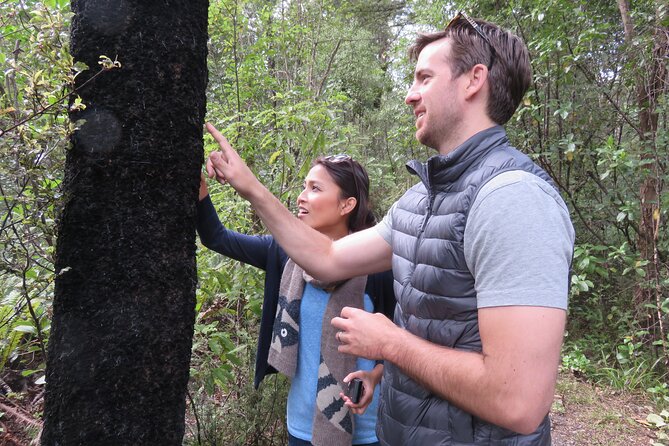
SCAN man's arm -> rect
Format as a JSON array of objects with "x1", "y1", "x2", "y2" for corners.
[
  {"x1": 332, "y1": 305, "x2": 564, "y2": 434},
  {"x1": 205, "y1": 123, "x2": 392, "y2": 281}
]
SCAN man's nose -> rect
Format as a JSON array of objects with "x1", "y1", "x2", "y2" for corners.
[{"x1": 405, "y1": 89, "x2": 420, "y2": 105}]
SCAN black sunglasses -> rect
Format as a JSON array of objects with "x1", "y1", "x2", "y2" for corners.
[{"x1": 446, "y1": 11, "x2": 496, "y2": 70}]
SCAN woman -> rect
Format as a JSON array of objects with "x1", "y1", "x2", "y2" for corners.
[{"x1": 198, "y1": 149, "x2": 395, "y2": 446}]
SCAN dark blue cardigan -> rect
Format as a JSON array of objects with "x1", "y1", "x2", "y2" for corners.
[{"x1": 197, "y1": 196, "x2": 396, "y2": 388}]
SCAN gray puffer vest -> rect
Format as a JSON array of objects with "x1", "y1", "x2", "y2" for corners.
[{"x1": 377, "y1": 126, "x2": 553, "y2": 445}]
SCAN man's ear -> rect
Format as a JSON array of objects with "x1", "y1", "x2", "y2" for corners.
[
  {"x1": 464, "y1": 64, "x2": 489, "y2": 99},
  {"x1": 340, "y1": 197, "x2": 357, "y2": 216}
]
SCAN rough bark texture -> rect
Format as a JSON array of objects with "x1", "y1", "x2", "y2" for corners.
[{"x1": 41, "y1": 1, "x2": 208, "y2": 444}]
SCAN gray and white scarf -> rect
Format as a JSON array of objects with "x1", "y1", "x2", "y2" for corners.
[{"x1": 268, "y1": 259, "x2": 367, "y2": 446}]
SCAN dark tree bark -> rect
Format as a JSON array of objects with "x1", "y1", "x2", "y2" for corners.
[{"x1": 42, "y1": 1, "x2": 208, "y2": 444}]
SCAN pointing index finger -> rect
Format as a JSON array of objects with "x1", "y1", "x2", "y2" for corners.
[{"x1": 205, "y1": 123, "x2": 233, "y2": 160}]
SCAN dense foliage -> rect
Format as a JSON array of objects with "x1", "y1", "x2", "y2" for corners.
[{"x1": 0, "y1": 0, "x2": 667, "y2": 444}]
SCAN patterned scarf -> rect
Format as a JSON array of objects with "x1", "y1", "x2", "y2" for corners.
[{"x1": 268, "y1": 259, "x2": 367, "y2": 446}]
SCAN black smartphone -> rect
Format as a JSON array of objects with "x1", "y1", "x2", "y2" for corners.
[{"x1": 348, "y1": 378, "x2": 363, "y2": 404}]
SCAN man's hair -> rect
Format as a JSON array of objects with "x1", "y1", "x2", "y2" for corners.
[{"x1": 408, "y1": 18, "x2": 531, "y2": 125}]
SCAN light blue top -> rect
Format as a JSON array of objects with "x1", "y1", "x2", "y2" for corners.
[{"x1": 286, "y1": 283, "x2": 379, "y2": 444}]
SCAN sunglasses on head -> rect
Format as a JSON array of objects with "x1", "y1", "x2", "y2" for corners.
[
  {"x1": 446, "y1": 11, "x2": 496, "y2": 70},
  {"x1": 324, "y1": 154, "x2": 352, "y2": 163}
]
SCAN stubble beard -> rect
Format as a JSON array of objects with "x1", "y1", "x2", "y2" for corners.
[{"x1": 416, "y1": 118, "x2": 446, "y2": 152}]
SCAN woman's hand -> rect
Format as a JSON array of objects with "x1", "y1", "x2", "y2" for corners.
[
  {"x1": 339, "y1": 363, "x2": 383, "y2": 415},
  {"x1": 198, "y1": 172, "x2": 209, "y2": 201}
]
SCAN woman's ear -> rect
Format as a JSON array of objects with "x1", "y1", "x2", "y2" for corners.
[{"x1": 340, "y1": 197, "x2": 357, "y2": 216}]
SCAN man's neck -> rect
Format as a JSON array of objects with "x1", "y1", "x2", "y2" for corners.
[{"x1": 437, "y1": 121, "x2": 498, "y2": 156}]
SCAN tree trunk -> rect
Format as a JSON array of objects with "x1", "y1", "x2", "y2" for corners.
[
  {"x1": 617, "y1": 0, "x2": 668, "y2": 357},
  {"x1": 41, "y1": 1, "x2": 208, "y2": 444}
]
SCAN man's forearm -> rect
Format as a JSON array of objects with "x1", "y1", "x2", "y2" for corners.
[
  {"x1": 245, "y1": 183, "x2": 392, "y2": 281},
  {"x1": 382, "y1": 327, "x2": 555, "y2": 435},
  {"x1": 246, "y1": 183, "x2": 338, "y2": 279},
  {"x1": 205, "y1": 123, "x2": 393, "y2": 280}
]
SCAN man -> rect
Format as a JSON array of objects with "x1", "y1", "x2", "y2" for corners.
[{"x1": 206, "y1": 13, "x2": 574, "y2": 445}]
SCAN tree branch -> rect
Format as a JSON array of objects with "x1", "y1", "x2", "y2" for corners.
[{"x1": 0, "y1": 66, "x2": 109, "y2": 137}]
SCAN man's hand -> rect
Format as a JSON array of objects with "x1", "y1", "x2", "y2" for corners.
[
  {"x1": 205, "y1": 122, "x2": 263, "y2": 201},
  {"x1": 203, "y1": 122, "x2": 393, "y2": 282},
  {"x1": 331, "y1": 307, "x2": 400, "y2": 360}
]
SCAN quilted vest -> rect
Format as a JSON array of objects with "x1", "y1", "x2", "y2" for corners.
[{"x1": 377, "y1": 126, "x2": 554, "y2": 445}]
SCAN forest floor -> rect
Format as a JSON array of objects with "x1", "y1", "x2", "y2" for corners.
[
  {"x1": 0, "y1": 370, "x2": 664, "y2": 445},
  {"x1": 551, "y1": 372, "x2": 663, "y2": 445}
]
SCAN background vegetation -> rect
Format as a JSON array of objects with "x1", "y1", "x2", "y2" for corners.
[{"x1": 0, "y1": 0, "x2": 667, "y2": 444}]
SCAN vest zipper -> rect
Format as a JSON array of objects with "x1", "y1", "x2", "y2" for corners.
[{"x1": 414, "y1": 181, "x2": 436, "y2": 263}]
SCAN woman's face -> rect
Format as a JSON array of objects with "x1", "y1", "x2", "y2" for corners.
[{"x1": 296, "y1": 164, "x2": 352, "y2": 239}]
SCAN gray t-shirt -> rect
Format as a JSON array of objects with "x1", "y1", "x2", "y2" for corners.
[{"x1": 376, "y1": 170, "x2": 574, "y2": 310}]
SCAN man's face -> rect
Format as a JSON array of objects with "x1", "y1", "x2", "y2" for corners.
[{"x1": 405, "y1": 38, "x2": 465, "y2": 153}]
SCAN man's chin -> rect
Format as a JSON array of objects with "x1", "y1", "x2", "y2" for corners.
[
  {"x1": 416, "y1": 132, "x2": 435, "y2": 149},
  {"x1": 415, "y1": 130, "x2": 426, "y2": 144}
]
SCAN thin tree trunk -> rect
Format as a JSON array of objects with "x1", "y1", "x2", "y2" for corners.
[
  {"x1": 41, "y1": 1, "x2": 208, "y2": 444},
  {"x1": 617, "y1": 0, "x2": 668, "y2": 360}
]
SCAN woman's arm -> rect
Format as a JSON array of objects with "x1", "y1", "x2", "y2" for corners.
[{"x1": 198, "y1": 177, "x2": 275, "y2": 270}]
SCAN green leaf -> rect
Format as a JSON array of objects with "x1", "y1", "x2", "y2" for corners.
[
  {"x1": 212, "y1": 367, "x2": 232, "y2": 386},
  {"x1": 208, "y1": 339, "x2": 222, "y2": 356},
  {"x1": 269, "y1": 149, "x2": 283, "y2": 165},
  {"x1": 14, "y1": 325, "x2": 37, "y2": 334}
]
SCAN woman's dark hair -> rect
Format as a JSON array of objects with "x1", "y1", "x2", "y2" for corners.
[{"x1": 313, "y1": 155, "x2": 376, "y2": 233}]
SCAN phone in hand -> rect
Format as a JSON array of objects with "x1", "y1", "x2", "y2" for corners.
[{"x1": 348, "y1": 378, "x2": 363, "y2": 404}]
